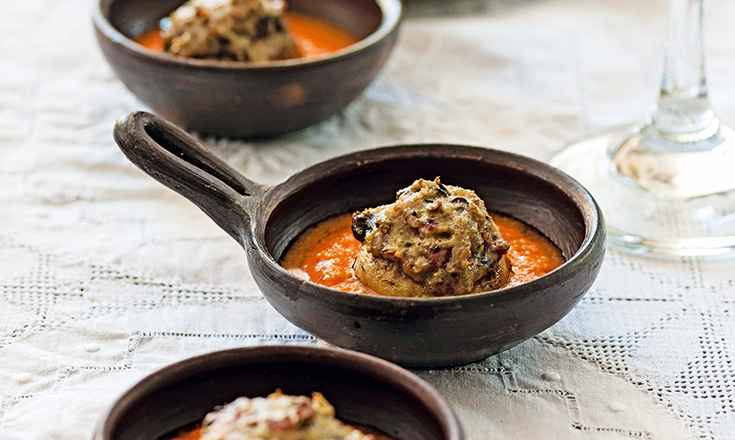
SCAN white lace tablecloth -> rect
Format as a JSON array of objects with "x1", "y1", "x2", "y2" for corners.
[{"x1": 2, "y1": 0, "x2": 734, "y2": 438}]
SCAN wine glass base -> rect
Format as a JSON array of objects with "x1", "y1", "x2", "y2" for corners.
[{"x1": 550, "y1": 126, "x2": 735, "y2": 257}]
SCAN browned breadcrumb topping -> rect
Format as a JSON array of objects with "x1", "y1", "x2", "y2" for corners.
[
  {"x1": 200, "y1": 390, "x2": 383, "y2": 440},
  {"x1": 161, "y1": 0, "x2": 299, "y2": 61},
  {"x1": 352, "y1": 177, "x2": 511, "y2": 297}
]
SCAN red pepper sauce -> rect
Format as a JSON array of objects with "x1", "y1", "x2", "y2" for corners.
[
  {"x1": 282, "y1": 214, "x2": 367, "y2": 294},
  {"x1": 168, "y1": 427, "x2": 201, "y2": 440},
  {"x1": 284, "y1": 13, "x2": 358, "y2": 57},
  {"x1": 133, "y1": 13, "x2": 357, "y2": 59},
  {"x1": 494, "y1": 215, "x2": 566, "y2": 287},
  {"x1": 280, "y1": 213, "x2": 565, "y2": 295}
]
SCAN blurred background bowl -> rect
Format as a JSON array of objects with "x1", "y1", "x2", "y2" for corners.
[
  {"x1": 94, "y1": 0, "x2": 402, "y2": 138},
  {"x1": 94, "y1": 346, "x2": 464, "y2": 440}
]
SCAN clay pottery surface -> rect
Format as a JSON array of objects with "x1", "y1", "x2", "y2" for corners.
[
  {"x1": 94, "y1": 345, "x2": 464, "y2": 440},
  {"x1": 94, "y1": 0, "x2": 402, "y2": 138},
  {"x1": 113, "y1": 111, "x2": 606, "y2": 368}
]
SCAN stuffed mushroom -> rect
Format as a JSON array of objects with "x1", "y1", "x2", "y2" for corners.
[
  {"x1": 352, "y1": 178, "x2": 511, "y2": 297},
  {"x1": 161, "y1": 0, "x2": 300, "y2": 62},
  {"x1": 199, "y1": 390, "x2": 383, "y2": 440}
]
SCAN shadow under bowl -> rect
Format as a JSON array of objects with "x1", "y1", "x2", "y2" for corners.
[
  {"x1": 94, "y1": 0, "x2": 402, "y2": 138},
  {"x1": 113, "y1": 111, "x2": 606, "y2": 368},
  {"x1": 93, "y1": 346, "x2": 464, "y2": 440}
]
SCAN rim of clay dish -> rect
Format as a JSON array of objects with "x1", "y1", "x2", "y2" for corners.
[
  {"x1": 93, "y1": 345, "x2": 463, "y2": 440},
  {"x1": 254, "y1": 144, "x2": 605, "y2": 307}
]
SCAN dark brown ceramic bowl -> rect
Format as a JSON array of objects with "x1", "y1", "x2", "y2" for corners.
[
  {"x1": 94, "y1": 346, "x2": 463, "y2": 440},
  {"x1": 113, "y1": 111, "x2": 606, "y2": 368},
  {"x1": 94, "y1": 0, "x2": 402, "y2": 138}
]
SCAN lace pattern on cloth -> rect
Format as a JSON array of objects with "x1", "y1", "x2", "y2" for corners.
[{"x1": 2, "y1": 0, "x2": 735, "y2": 439}]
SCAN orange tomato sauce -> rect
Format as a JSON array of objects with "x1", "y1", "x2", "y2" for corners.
[
  {"x1": 494, "y1": 215, "x2": 565, "y2": 288},
  {"x1": 134, "y1": 28, "x2": 165, "y2": 52},
  {"x1": 280, "y1": 213, "x2": 565, "y2": 295},
  {"x1": 134, "y1": 13, "x2": 357, "y2": 59},
  {"x1": 284, "y1": 13, "x2": 358, "y2": 57},
  {"x1": 282, "y1": 214, "x2": 366, "y2": 293},
  {"x1": 168, "y1": 427, "x2": 201, "y2": 440}
]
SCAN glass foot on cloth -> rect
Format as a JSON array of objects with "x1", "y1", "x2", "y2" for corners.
[{"x1": 551, "y1": 125, "x2": 735, "y2": 257}]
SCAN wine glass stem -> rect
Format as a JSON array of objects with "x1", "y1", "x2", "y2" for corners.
[{"x1": 651, "y1": 0, "x2": 719, "y2": 146}]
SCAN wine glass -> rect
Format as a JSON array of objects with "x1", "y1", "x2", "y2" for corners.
[{"x1": 550, "y1": 0, "x2": 735, "y2": 256}]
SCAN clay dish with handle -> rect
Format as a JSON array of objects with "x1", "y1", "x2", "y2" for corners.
[{"x1": 113, "y1": 111, "x2": 606, "y2": 368}]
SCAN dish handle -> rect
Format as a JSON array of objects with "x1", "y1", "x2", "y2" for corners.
[{"x1": 113, "y1": 111, "x2": 264, "y2": 246}]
